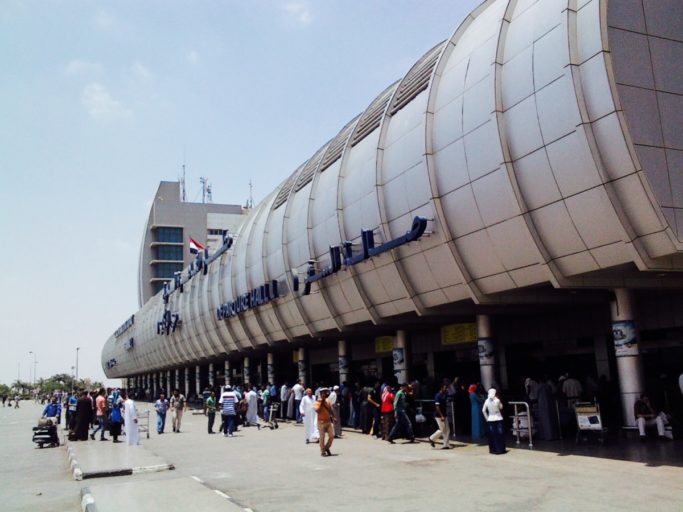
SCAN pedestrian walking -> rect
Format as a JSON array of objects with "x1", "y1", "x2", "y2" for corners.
[
  {"x1": 170, "y1": 389, "x2": 186, "y2": 433},
  {"x1": 74, "y1": 390, "x2": 92, "y2": 441},
  {"x1": 329, "y1": 385, "x2": 342, "y2": 438},
  {"x1": 292, "y1": 380, "x2": 304, "y2": 423},
  {"x1": 245, "y1": 385, "x2": 260, "y2": 429},
  {"x1": 469, "y1": 384, "x2": 485, "y2": 441},
  {"x1": 367, "y1": 381, "x2": 382, "y2": 439},
  {"x1": 219, "y1": 385, "x2": 241, "y2": 437},
  {"x1": 206, "y1": 390, "x2": 217, "y2": 434},
  {"x1": 66, "y1": 391, "x2": 78, "y2": 430},
  {"x1": 429, "y1": 383, "x2": 451, "y2": 449},
  {"x1": 109, "y1": 389, "x2": 123, "y2": 443},
  {"x1": 154, "y1": 393, "x2": 169, "y2": 434},
  {"x1": 122, "y1": 390, "x2": 140, "y2": 446},
  {"x1": 90, "y1": 388, "x2": 108, "y2": 441},
  {"x1": 387, "y1": 383, "x2": 415, "y2": 444},
  {"x1": 315, "y1": 388, "x2": 335, "y2": 457},
  {"x1": 299, "y1": 388, "x2": 319, "y2": 443},
  {"x1": 381, "y1": 385, "x2": 395, "y2": 441},
  {"x1": 279, "y1": 382, "x2": 289, "y2": 420},
  {"x1": 482, "y1": 388, "x2": 506, "y2": 454}
]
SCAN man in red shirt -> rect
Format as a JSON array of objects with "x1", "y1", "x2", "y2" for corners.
[{"x1": 90, "y1": 388, "x2": 108, "y2": 441}]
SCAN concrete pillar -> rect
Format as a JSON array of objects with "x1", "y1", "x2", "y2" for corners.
[
  {"x1": 243, "y1": 357, "x2": 251, "y2": 386},
  {"x1": 195, "y1": 365, "x2": 201, "y2": 396},
  {"x1": 594, "y1": 334, "x2": 611, "y2": 380},
  {"x1": 611, "y1": 289, "x2": 644, "y2": 427},
  {"x1": 184, "y1": 367, "x2": 190, "y2": 398},
  {"x1": 338, "y1": 340, "x2": 349, "y2": 385},
  {"x1": 297, "y1": 348, "x2": 307, "y2": 386},
  {"x1": 166, "y1": 370, "x2": 171, "y2": 395},
  {"x1": 267, "y1": 353, "x2": 275, "y2": 385},
  {"x1": 209, "y1": 363, "x2": 214, "y2": 388},
  {"x1": 477, "y1": 314, "x2": 497, "y2": 391},
  {"x1": 174, "y1": 369, "x2": 180, "y2": 391},
  {"x1": 224, "y1": 360, "x2": 231, "y2": 386},
  {"x1": 393, "y1": 331, "x2": 409, "y2": 384},
  {"x1": 153, "y1": 373, "x2": 158, "y2": 398}
]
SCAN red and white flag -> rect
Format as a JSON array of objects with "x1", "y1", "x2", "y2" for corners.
[{"x1": 189, "y1": 237, "x2": 205, "y2": 254}]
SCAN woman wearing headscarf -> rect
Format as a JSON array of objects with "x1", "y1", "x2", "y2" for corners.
[
  {"x1": 482, "y1": 388, "x2": 506, "y2": 454},
  {"x1": 469, "y1": 383, "x2": 485, "y2": 441},
  {"x1": 108, "y1": 389, "x2": 123, "y2": 443}
]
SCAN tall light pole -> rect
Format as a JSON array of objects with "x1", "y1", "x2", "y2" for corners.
[
  {"x1": 75, "y1": 347, "x2": 80, "y2": 384},
  {"x1": 29, "y1": 351, "x2": 37, "y2": 385}
]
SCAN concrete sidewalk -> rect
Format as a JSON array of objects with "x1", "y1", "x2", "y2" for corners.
[
  {"x1": 4, "y1": 401, "x2": 683, "y2": 511},
  {"x1": 66, "y1": 436, "x2": 174, "y2": 480}
]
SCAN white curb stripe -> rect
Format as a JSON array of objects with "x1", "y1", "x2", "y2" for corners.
[
  {"x1": 191, "y1": 475, "x2": 204, "y2": 483},
  {"x1": 214, "y1": 490, "x2": 231, "y2": 499}
]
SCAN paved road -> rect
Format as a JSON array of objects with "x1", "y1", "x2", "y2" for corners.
[
  {"x1": 0, "y1": 401, "x2": 80, "y2": 512},
  {"x1": 2, "y1": 401, "x2": 683, "y2": 511}
]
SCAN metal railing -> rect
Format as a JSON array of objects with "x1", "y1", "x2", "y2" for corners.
[{"x1": 509, "y1": 401, "x2": 533, "y2": 448}]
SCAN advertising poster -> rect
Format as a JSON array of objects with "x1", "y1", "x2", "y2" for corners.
[
  {"x1": 478, "y1": 338, "x2": 496, "y2": 365},
  {"x1": 612, "y1": 320, "x2": 639, "y2": 356}
]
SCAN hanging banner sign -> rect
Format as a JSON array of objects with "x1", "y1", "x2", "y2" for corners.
[
  {"x1": 441, "y1": 323, "x2": 477, "y2": 345},
  {"x1": 375, "y1": 336, "x2": 394, "y2": 353}
]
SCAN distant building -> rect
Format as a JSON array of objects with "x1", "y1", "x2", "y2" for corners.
[{"x1": 137, "y1": 181, "x2": 247, "y2": 306}]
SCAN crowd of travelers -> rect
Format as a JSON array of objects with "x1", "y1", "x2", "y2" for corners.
[{"x1": 19, "y1": 369, "x2": 681, "y2": 455}]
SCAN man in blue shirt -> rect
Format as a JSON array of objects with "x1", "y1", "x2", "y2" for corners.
[
  {"x1": 154, "y1": 393, "x2": 169, "y2": 434},
  {"x1": 42, "y1": 397, "x2": 62, "y2": 423}
]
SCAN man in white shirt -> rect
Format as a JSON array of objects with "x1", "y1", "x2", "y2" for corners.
[
  {"x1": 561, "y1": 374, "x2": 582, "y2": 405},
  {"x1": 292, "y1": 380, "x2": 304, "y2": 424}
]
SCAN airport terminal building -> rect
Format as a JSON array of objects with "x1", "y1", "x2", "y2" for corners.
[{"x1": 103, "y1": 0, "x2": 683, "y2": 427}]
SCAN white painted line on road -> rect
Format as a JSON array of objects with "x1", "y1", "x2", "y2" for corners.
[
  {"x1": 244, "y1": 508, "x2": 254, "y2": 512},
  {"x1": 191, "y1": 475, "x2": 204, "y2": 483},
  {"x1": 215, "y1": 490, "x2": 231, "y2": 499},
  {"x1": 132, "y1": 463, "x2": 175, "y2": 474}
]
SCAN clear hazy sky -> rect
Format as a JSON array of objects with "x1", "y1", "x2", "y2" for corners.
[{"x1": 0, "y1": 0, "x2": 482, "y2": 386}]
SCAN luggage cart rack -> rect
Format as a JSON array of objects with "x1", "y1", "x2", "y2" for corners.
[
  {"x1": 137, "y1": 410, "x2": 150, "y2": 439},
  {"x1": 509, "y1": 401, "x2": 533, "y2": 448}
]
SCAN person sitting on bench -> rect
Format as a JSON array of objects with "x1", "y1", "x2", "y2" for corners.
[{"x1": 634, "y1": 395, "x2": 670, "y2": 440}]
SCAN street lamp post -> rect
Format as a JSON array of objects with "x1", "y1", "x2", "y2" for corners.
[
  {"x1": 76, "y1": 347, "x2": 80, "y2": 384},
  {"x1": 29, "y1": 351, "x2": 37, "y2": 385}
]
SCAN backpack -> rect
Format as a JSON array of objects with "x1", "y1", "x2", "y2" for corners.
[{"x1": 237, "y1": 399, "x2": 248, "y2": 414}]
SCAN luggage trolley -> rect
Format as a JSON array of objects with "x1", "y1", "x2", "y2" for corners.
[
  {"x1": 574, "y1": 402, "x2": 607, "y2": 444},
  {"x1": 32, "y1": 418, "x2": 60, "y2": 448},
  {"x1": 137, "y1": 410, "x2": 150, "y2": 439},
  {"x1": 265, "y1": 403, "x2": 280, "y2": 430}
]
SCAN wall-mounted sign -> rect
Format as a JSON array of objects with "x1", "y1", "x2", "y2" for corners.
[
  {"x1": 441, "y1": 323, "x2": 477, "y2": 345},
  {"x1": 114, "y1": 315, "x2": 135, "y2": 338},
  {"x1": 106, "y1": 358, "x2": 117, "y2": 369},
  {"x1": 124, "y1": 338, "x2": 135, "y2": 351},
  {"x1": 157, "y1": 311, "x2": 180, "y2": 335},
  {"x1": 375, "y1": 336, "x2": 394, "y2": 353},
  {"x1": 302, "y1": 216, "x2": 428, "y2": 295},
  {"x1": 216, "y1": 280, "x2": 280, "y2": 320}
]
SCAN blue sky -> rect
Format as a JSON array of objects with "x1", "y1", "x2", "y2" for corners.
[{"x1": 0, "y1": 0, "x2": 481, "y2": 386}]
